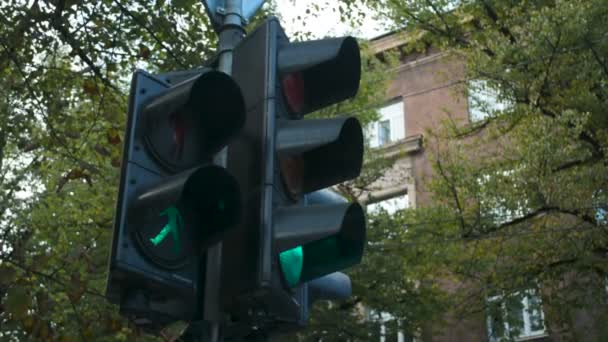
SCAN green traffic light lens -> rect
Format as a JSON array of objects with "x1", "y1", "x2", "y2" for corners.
[
  {"x1": 279, "y1": 246, "x2": 304, "y2": 287},
  {"x1": 134, "y1": 203, "x2": 193, "y2": 269},
  {"x1": 149, "y1": 206, "x2": 183, "y2": 250},
  {"x1": 288, "y1": 203, "x2": 365, "y2": 284}
]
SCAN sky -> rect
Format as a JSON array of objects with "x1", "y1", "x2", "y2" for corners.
[{"x1": 273, "y1": 0, "x2": 388, "y2": 39}]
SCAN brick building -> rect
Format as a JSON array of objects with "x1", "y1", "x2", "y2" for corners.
[
  {"x1": 362, "y1": 32, "x2": 467, "y2": 213},
  {"x1": 361, "y1": 31, "x2": 606, "y2": 342}
]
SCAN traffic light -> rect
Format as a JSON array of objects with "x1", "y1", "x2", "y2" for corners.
[
  {"x1": 221, "y1": 18, "x2": 366, "y2": 337},
  {"x1": 106, "y1": 69, "x2": 245, "y2": 331},
  {"x1": 294, "y1": 189, "x2": 358, "y2": 326}
]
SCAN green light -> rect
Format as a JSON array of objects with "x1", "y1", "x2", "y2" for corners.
[
  {"x1": 218, "y1": 200, "x2": 225, "y2": 211},
  {"x1": 279, "y1": 246, "x2": 303, "y2": 287},
  {"x1": 149, "y1": 206, "x2": 184, "y2": 254}
]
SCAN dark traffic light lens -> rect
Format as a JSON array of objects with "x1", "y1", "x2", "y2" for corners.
[
  {"x1": 181, "y1": 166, "x2": 242, "y2": 241},
  {"x1": 279, "y1": 155, "x2": 305, "y2": 199}
]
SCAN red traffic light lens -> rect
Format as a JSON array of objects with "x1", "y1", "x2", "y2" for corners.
[
  {"x1": 281, "y1": 72, "x2": 305, "y2": 114},
  {"x1": 169, "y1": 111, "x2": 186, "y2": 161},
  {"x1": 143, "y1": 71, "x2": 246, "y2": 172}
]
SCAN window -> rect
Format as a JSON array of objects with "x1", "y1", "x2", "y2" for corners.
[
  {"x1": 594, "y1": 190, "x2": 607, "y2": 225},
  {"x1": 378, "y1": 119, "x2": 391, "y2": 146},
  {"x1": 368, "y1": 100, "x2": 405, "y2": 148},
  {"x1": 487, "y1": 289, "x2": 546, "y2": 341},
  {"x1": 468, "y1": 80, "x2": 511, "y2": 122},
  {"x1": 369, "y1": 310, "x2": 409, "y2": 342},
  {"x1": 368, "y1": 194, "x2": 409, "y2": 215},
  {"x1": 380, "y1": 321, "x2": 408, "y2": 342},
  {"x1": 597, "y1": 208, "x2": 607, "y2": 225}
]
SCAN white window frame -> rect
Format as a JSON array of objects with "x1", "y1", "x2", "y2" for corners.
[
  {"x1": 367, "y1": 194, "x2": 409, "y2": 215},
  {"x1": 486, "y1": 289, "x2": 547, "y2": 342},
  {"x1": 594, "y1": 190, "x2": 607, "y2": 225},
  {"x1": 369, "y1": 310, "x2": 407, "y2": 342},
  {"x1": 597, "y1": 208, "x2": 607, "y2": 224},
  {"x1": 368, "y1": 99, "x2": 405, "y2": 148},
  {"x1": 377, "y1": 119, "x2": 392, "y2": 146}
]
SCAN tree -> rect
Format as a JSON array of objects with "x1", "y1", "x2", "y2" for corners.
[
  {"x1": 295, "y1": 0, "x2": 608, "y2": 340},
  {"x1": 0, "y1": 1, "x2": 392, "y2": 340}
]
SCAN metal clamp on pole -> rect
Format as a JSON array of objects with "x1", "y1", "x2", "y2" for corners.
[
  {"x1": 203, "y1": 0, "x2": 265, "y2": 33},
  {"x1": 217, "y1": 0, "x2": 246, "y2": 74}
]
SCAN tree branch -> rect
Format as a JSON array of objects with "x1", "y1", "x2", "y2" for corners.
[
  {"x1": 480, "y1": 0, "x2": 517, "y2": 44},
  {"x1": 48, "y1": 3, "x2": 120, "y2": 93},
  {"x1": 435, "y1": 154, "x2": 467, "y2": 235},
  {"x1": 587, "y1": 38, "x2": 608, "y2": 78},
  {"x1": 425, "y1": 0, "x2": 451, "y2": 33},
  {"x1": 70, "y1": 300, "x2": 88, "y2": 341},
  {"x1": 112, "y1": 0, "x2": 187, "y2": 68},
  {"x1": 1, "y1": 257, "x2": 106, "y2": 299},
  {"x1": 552, "y1": 154, "x2": 602, "y2": 172}
]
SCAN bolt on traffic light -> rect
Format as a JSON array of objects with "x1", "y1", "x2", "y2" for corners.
[
  {"x1": 106, "y1": 69, "x2": 245, "y2": 331},
  {"x1": 221, "y1": 18, "x2": 366, "y2": 336}
]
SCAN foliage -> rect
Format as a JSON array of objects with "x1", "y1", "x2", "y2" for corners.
[
  {"x1": 0, "y1": 1, "x2": 222, "y2": 339},
  {"x1": 295, "y1": 0, "x2": 608, "y2": 340}
]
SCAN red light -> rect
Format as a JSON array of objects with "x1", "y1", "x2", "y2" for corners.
[
  {"x1": 281, "y1": 72, "x2": 305, "y2": 114},
  {"x1": 169, "y1": 112, "x2": 185, "y2": 161}
]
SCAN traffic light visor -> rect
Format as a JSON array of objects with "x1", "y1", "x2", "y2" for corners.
[
  {"x1": 279, "y1": 37, "x2": 361, "y2": 115},
  {"x1": 143, "y1": 71, "x2": 245, "y2": 171},
  {"x1": 133, "y1": 165, "x2": 242, "y2": 268},
  {"x1": 275, "y1": 203, "x2": 365, "y2": 286},
  {"x1": 299, "y1": 203, "x2": 365, "y2": 282},
  {"x1": 277, "y1": 117, "x2": 363, "y2": 195}
]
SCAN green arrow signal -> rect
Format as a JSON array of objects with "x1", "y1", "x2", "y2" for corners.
[
  {"x1": 149, "y1": 206, "x2": 184, "y2": 254},
  {"x1": 279, "y1": 246, "x2": 304, "y2": 287}
]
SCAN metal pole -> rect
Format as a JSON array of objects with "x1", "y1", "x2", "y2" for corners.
[
  {"x1": 205, "y1": 1, "x2": 246, "y2": 342},
  {"x1": 217, "y1": 0, "x2": 246, "y2": 74}
]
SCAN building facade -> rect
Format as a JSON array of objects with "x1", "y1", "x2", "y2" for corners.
[{"x1": 363, "y1": 32, "x2": 605, "y2": 342}]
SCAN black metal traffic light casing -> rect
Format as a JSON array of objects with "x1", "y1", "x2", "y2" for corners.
[
  {"x1": 222, "y1": 18, "x2": 366, "y2": 337},
  {"x1": 106, "y1": 70, "x2": 245, "y2": 330}
]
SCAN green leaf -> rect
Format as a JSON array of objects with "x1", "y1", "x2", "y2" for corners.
[
  {"x1": 5, "y1": 287, "x2": 31, "y2": 319},
  {"x1": 173, "y1": 0, "x2": 196, "y2": 9},
  {"x1": 0, "y1": 264, "x2": 17, "y2": 285}
]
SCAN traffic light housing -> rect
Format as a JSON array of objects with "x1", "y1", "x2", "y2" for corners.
[
  {"x1": 293, "y1": 189, "x2": 358, "y2": 326},
  {"x1": 106, "y1": 69, "x2": 245, "y2": 330},
  {"x1": 221, "y1": 18, "x2": 366, "y2": 337}
]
